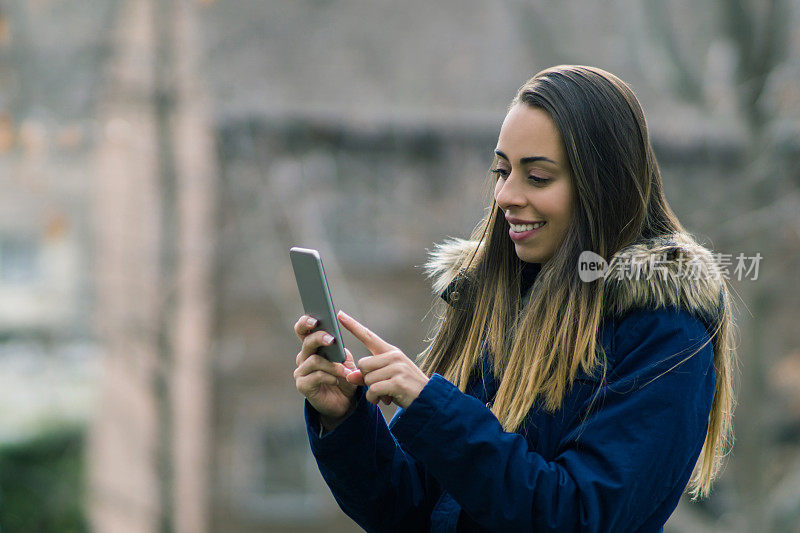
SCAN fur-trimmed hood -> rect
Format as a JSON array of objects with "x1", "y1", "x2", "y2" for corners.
[{"x1": 424, "y1": 232, "x2": 726, "y2": 331}]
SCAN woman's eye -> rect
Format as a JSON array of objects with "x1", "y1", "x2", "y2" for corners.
[
  {"x1": 491, "y1": 168, "x2": 509, "y2": 179},
  {"x1": 491, "y1": 168, "x2": 549, "y2": 184}
]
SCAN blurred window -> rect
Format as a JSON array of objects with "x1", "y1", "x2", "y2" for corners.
[
  {"x1": 0, "y1": 237, "x2": 40, "y2": 285},
  {"x1": 241, "y1": 421, "x2": 328, "y2": 522},
  {"x1": 260, "y1": 423, "x2": 309, "y2": 495}
]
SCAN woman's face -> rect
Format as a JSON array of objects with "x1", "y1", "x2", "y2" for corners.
[{"x1": 492, "y1": 103, "x2": 574, "y2": 264}]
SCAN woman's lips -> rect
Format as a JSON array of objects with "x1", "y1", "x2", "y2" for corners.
[{"x1": 509, "y1": 222, "x2": 546, "y2": 241}]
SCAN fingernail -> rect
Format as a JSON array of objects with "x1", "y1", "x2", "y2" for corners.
[
  {"x1": 338, "y1": 310, "x2": 350, "y2": 320},
  {"x1": 306, "y1": 317, "x2": 317, "y2": 327},
  {"x1": 323, "y1": 334, "x2": 334, "y2": 344}
]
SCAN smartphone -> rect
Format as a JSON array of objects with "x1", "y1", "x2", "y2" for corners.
[{"x1": 289, "y1": 247, "x2": 347, "y2": 363}]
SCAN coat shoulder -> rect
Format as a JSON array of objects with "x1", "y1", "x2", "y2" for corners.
[{"x1": 596, "y1": 306, "x2": 718, "y2": 406}]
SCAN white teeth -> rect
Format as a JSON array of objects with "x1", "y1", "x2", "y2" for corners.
[{"x1": 510, "y1": 222, "x2": 545, "y2": 232}]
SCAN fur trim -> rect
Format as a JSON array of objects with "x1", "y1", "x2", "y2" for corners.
[
  {"x1": 424, "y1": 238, "x2": 482, "y2": 296},
  {"x1": 603, "y1": 233, "x2": 724, "y2": 327},
  {"x1": 424, "y1": 233, "x2": 725, "y2": 327}
]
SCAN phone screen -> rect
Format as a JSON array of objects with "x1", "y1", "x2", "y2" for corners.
[{"x1": 289, "y1": 247, "x2": 347, "y2": 363}]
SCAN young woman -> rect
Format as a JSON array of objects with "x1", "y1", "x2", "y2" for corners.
[{"x1": 292, "y1": 65, "x2": 735, "y2": 532}]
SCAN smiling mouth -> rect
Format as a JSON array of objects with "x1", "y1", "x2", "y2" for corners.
[{"x1": 509, "y1": 222, "x2": 546, "y2": 232}]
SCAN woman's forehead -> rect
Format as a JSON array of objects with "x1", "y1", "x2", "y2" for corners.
[{"x1": 496, "y1": 105, "x2": 565, "y2": 167}]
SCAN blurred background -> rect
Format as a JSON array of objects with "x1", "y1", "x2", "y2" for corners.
[{"x1": 0, "y1": 0, "x2": 798, "y2": 531}]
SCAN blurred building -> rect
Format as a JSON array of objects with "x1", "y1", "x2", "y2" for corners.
[
  {"x1": 50, "y1": 0, "x2": 800, "y2": 532},
  {"x1": 0, "y1": 0, "x2": 106, "y2": 445}
]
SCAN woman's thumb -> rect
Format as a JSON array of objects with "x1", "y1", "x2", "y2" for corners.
[
  {"x1": 345, "y1": 369, "x2": 365, "y2": 385},
  {"x1": 343, "y1": 349, "x2": 357, "y2": 370}
]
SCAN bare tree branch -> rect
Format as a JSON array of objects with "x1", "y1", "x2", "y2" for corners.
[
  {"x1": 502, "y1": 0, "x2": 574, "y2": 68},
  {"x1": 641, "y1": 1, "x2": 704, "y2": 104},
  {"x1": 765, "y1": 453, "x2": 800, "y2": 531},
  {"x1": 720, "y1": 0, "x2": 791, "y2": 133}
]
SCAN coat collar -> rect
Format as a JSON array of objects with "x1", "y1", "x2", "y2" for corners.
[{"x1": 424, "y1": 233, "x2": 725, "y2": 329}]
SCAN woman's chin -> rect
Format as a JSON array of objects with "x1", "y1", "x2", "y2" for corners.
[{"x1": 514, "y1": 245, "x2": 550, "y2": 264}]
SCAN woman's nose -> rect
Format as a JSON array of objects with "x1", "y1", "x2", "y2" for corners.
[{"x1": 495, "y1": 175, "x2": 525, "y2": 209}]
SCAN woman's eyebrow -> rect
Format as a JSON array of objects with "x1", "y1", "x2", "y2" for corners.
[{"x1": 494, "y1": 149, "x2": 558, "y2": 166}]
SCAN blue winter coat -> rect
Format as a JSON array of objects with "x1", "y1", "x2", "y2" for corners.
[{"x1": 304, "y1": 233, "x2": 726, "y2": 532}]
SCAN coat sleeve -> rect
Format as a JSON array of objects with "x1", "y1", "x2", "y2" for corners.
[
  {"x1": 389, "y1": 307, "x2": 717, "y2": 532},
  {"x1": 305, "y1": 384, "x2": 441, "y2": 531}
]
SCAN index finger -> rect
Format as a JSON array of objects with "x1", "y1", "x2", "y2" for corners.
[{"x1": 337, "y1": 310, "x2": 394, "y2": 355}]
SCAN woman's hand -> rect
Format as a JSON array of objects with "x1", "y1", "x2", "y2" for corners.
[
  {"x1": 338, "y1": 310, "x2": 429, "y2": 409},
  {"x1": 293, "y1": 315, "x2": 359, "y2": 429}
]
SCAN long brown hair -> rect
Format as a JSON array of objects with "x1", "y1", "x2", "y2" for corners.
[{"x1": 419, "y1": 65, "x2": 734, "y2": 499}]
